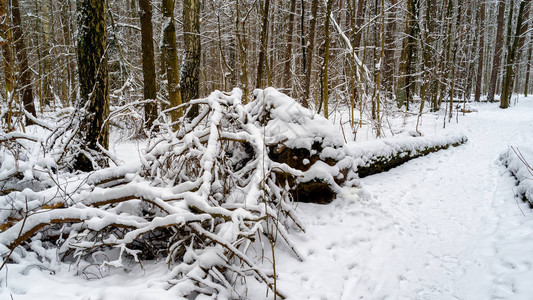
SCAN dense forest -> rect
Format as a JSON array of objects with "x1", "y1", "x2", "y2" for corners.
[
  {"x1": 1, "y1": 0, "x2": 533, "y2": 299},
  {"x1": 1, "y1": 0, "x2": 532, "y2": 136}
]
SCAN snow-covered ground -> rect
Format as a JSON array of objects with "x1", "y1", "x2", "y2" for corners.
[
  {"x1": 274, "y1": 98, "x2": 533, "y2": 300},
  {"x1": 2, "y1": 97, "x2": 533, "y2": 299}
]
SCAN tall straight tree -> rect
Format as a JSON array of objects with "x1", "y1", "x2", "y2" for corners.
[
  {"x1": 256, "y1": 0, "x2": 271, "y2": 88},
  {"x1": 353, "y1": 0, "x2": 366, "y2": 51},
  {"x1": 500, "y1": 0, "x2": 530, "y2": 108},
  {"x1": 487, "y1": 0, "x2": 506, "y2": 102},
  {"x1": 0, "y1": 0, "x2": 14, "y2": 103},
  {"x1": 396, "y1": 0, "x2": 419, "y2": 109},
  {"x1": 382, "y1": 0, "x2": 397, "y2": 99},
  {"x1": 11, "y1": 0, "x2": 36, "y2": 120},
  {"x1": 525, "y1": 45, "x2": 533, "y2": 96},
  {"x1": 474, "y1": 0, "x2": 486, "y2": 102},
  {"x1": 162, "y1": 0, "x2": 182, "y2": 126},
  {"x1": 283, "y1": 0, "x2": 297, "y2": 92},
  {"x1": 322, "y1": 0, "x2": 332, "y2": 119},
  {"x1": 75, "y1": 0, "x2": 110, "y2": 171},
  {"x1": 514, "y1": 0, "x2": 530, "y2": 92},
  {"x1": 181, "y1": 0, "x2": 201, "y2": 116},
  {"x1": 139, "y1": 0, "x2": 157, "y2": 129},
  {"x1": 302, "y1": 0, "x2": 318, "y2": 108}
]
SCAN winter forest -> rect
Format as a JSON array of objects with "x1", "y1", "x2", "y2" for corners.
[{"x1": 1, "y1": 0, "x2": 533, "y2": 299}]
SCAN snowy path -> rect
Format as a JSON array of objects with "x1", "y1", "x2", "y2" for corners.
[{"x1": 277, "y1": 100, "x2": 533, "y2": 300}]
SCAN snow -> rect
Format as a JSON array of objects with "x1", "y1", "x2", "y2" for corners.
[
  {"x1": 272, "y1": 98, "x2": 533, "y2": 299},
  {"x1": 2, "y1": 94, "x2": 533, "y2": 299},
  {"x1": 501, "y1": 147, "x2": 533, "y2": 204}
]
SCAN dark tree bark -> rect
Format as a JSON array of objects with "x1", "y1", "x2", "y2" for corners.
[
  {"x1": 525, "y1": 45, "x2": 532, "y2": 96},
  {"x1": 396, "y1": 0, "x2": 419, "y2": 109},
  {"x1": 501, "y1": 0, "x2": 530, "y2": 108},
  {"x1": 139, "y1": 0, "x2": 157, "y2": 129},
  {"x1": 11, "y1": 0, "x2": 37, "y2": 121},
  {"x1": 0, "y1": 0, "x2": 14, "y2": 100},
  {"x1": 60, "y1": 0, "x2": 76, "y2": 107},
  {"x1": 382, "y1": 0, "x2": 397, "y2": 99},
  {"x1": 283, "y1": 0, "x2": 297, "y2": 92},
  {"x1": 162, "y1": 0, "x2": 182, "y2": 126},
  {"x1": 300, "y1": 0, "x2": 306, "y2": 73},
  {"x1": 235, "y1": 0, "x2": 249, "y2": 103},
  {"x1": 354, "y1": 0, "x2": 366, "y2": 51},
  {"x1": 256, "y1": 0, "x2": 271, "y2": 89},
  {"x1": 474, "y1": 0, "x2": 486, "y2": 102},
  {"x1": 302, "y1": 0, "x2": 318, "y2": 108},
  {"x1": 487, "y1": 0, "x2": 506, "y2": 102},
  {"x1": 75, "y1": 0, "x2": 110, "y2": 171},
  {"x1": 428, "y1": 0, "x2": 440, "y2": 112},
  {"x1": 515, "y1": 0, "x2": 530, "y2": 93},
  {"x1": 181, "y1": 0, "x2": 201, "y2": 117},
  {"x1": 322, "y1": 0, "x2": 332, "y2": 119}
]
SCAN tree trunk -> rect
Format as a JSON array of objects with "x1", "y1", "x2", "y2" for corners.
[
  {"x1": 139, "y1": 0, "x2": 157, "y2": 130},
  {"x1": 162, "y1": 0, "x2": 182, "y2": 126},
  {"x1": 256, "y1": 0, "x2": 271, "y2": 89},
  {"x1": 382, "y1": 0, "x2": 397, "y2": 99},
  {"x1": 500, "y1": 0, "x2": 530, "y2": 108},
  {"x1": 301, "y1": 0, "x2": 306, "y2": 73},
  {"x1": 236, "y1": 0, "x2": 249, "y2": 103},
  {"x1": 396, "y1": 0, "x2": 419, "y2": 110},
  {"x1": 60, "y1": 0, "x2": 76, "y2": 107},
  {"x1": 474, "y1": 1, "x2": 485, "y2": 102},
  {"x1": 514, "y1": 0, "x2": 530, "y2": 93},
  {"x1": 487, "y1": 0, "x2": 506, "y2": 102},
  {"x1": 302, "y1": 0, "x2": 318, "y2": 108},
  {"x1": 11, "y1": 0, "x2": 37, "y2": 121},
  {"x1": 181, "y1": 0, "x2": 201, "y2": 117},
  {"x1": 0, "y1": 0, "x2": 14, "y2": 102},
  {"x1": 354, "y1": 0, "x2": 366, "y2": 51},
  {"x1": 283, "y1": 0, "x2": 297, "y2": 93},
  {"x1": 525, "y1": 44, "x2": 532, "y2": 96},
  {"x1": 75, "y1": 0, "x2": 110, "y2": 171},
  {"x1": 322, "y1": 0, "x2": 332, "y2": 119}
]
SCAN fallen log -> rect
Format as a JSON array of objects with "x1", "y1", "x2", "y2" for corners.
[
  {"x1": 348, "y1": 134, "x2": 469, "y2": 178},
  {"x1": 278, "y1": 134, "x2": 468, "y2": 204}
]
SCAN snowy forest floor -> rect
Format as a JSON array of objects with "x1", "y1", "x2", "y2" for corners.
[
  {"x1": 2, "y1": 97, "x2": 533, "y2": 300},
  {"x1": 272, "y1": 98, "x2": 533, "y2": 300}
]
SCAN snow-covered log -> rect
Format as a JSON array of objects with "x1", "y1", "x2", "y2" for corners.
[
  {"x1": 501, "y1": 147, "x2": 533, "y2": 206},
  {"x1": 286, "y1": 133, "x2": 468, "y2": 204},
  {"x1": 346, "y1": 134, "x2": 469, "y2": 178}
]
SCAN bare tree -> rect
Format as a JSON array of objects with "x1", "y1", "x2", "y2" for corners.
[
  {"x1": 256, "y1": 0, "x2": 271, "y2": 88},
  {"x1": 487, "y1": 0, "x2": 506, "y2": 102},
  {"x1": 181, "y1": 0, "x2": 201, "y2": 117},
  {"x1": 11, "y1": 0, "x2": 37, "y2": 121},
  {"x1": 474, "y1": 0, "x2": 486, "y2": 102},
  {"x1": 500, "y1": 0, "x2": 530, "y2": 108},
  {"x1": 139, "y1": 0, "x2": 157, "y2": 129},
  {"x1": 74, "y1": 0, "x2": 110, "y2": 171},
  {"x1": 302, "y1": 0, "x2": 318, "y2": 108},
  {"x1": 162, "y1": 0, "x2": 182, "y2": 126}
]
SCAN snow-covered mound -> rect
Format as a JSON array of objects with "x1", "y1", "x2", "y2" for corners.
[
  {"x1": 253, "y1": 88, "x2": 345, "y2": 150},
  {"x1": 501, "y1": 146, "x2": 533, "y2": 205}
]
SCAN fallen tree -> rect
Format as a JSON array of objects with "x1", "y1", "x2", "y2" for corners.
[
  {"x1": 0, "y1": 87, "x2": 467, "y2": 298},
  {"x1": 501, "y1": 147, "x2": 533, "y2": 206}
]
